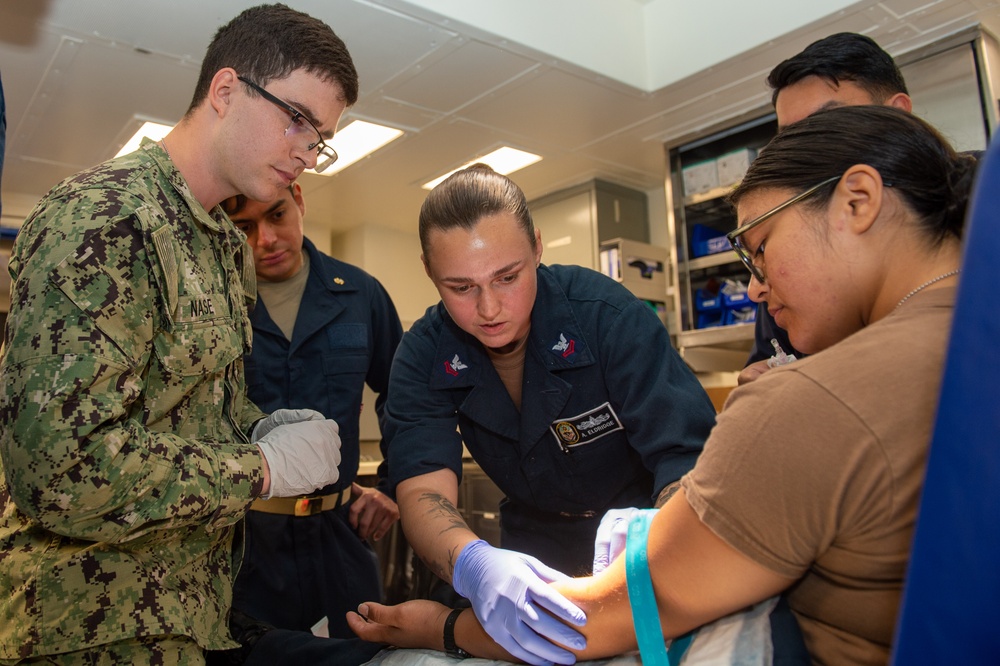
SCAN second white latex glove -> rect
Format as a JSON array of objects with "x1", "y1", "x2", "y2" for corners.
[
  {"x1": 256, "y1": 419, "x2": 342, "y2": 498},
  {"x1": 251, "y1": 408, "x2": 326, "y2": 441}
]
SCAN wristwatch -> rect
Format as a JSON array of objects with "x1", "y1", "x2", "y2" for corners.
[{"x1": 443, "y1": 608, "x2": 471, "y2": 659}]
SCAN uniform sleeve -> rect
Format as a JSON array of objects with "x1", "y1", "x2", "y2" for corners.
[
  {"x1": 365, "y1": 278, "x2": 404, "y2": 494},
  {"x1": 383, "y1": 326, "x2": 465, "y2": 497},
  {"x1": 682, "y1": 370, "x2": 889, "y2": 578},
  {"x1": 601, "y1": 300, "x2": 716, "y2": 496},
  {"x1": 0, "y1": 210, "x2": 263, "y2": 545}
]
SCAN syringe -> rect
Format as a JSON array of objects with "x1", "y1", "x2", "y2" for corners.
[{"x1": 766, "y1": 338, "x2": 798, "y2": 368}]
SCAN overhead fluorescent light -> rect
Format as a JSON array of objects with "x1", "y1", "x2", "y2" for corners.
[
  {"x1": 115, "y1": 121, "x2": 173, "y2": 157},
  {"x1": 113, "y1": 119, "x2": 402, "y2": 176},
  {"x1": 306, "y1": 120, "x2": 403, "y2": 177},
  {"x1": 422, "y1": 146, "x2": 542, "y2": 190}
]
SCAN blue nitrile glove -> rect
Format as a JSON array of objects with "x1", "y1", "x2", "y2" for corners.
[
  {"x1": 452, "y1": 539, "x2": 587, "y2": 666},
  {"x1": 251, "y1": 408, "x2": 326, "y2": 441},
  {"x1": 592, "y1": 508, "x2": 659, "y2": 574}
]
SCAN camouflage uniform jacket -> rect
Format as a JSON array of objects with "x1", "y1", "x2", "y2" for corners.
[{"x1": 0, "y1": 140, "x2": 266, "y2": 658}]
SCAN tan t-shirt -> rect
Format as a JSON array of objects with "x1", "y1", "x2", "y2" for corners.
[
  {"x1": 256, "y1": 251, "x2": 309, "y2": 341},
  {"x1": 683, "y1": 286, "x2": 955, "y2": 666}
]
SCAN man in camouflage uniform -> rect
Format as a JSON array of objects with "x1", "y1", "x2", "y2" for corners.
[{"x1": 0, "y1": 5, "x2": 357, "y2": 663}]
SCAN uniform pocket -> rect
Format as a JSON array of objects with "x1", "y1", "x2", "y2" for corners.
[{"x1": 155, "y1": 315, "x2": 242, "y2": 377}]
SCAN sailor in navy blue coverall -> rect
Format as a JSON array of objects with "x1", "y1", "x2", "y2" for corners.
[
  {"x1": 222, "y1": 185, "x2": 403, "y2": 646},
  {"x1": 382, "y1": 165, "x2": 717, "y2": 665},
  {"x1": 387, "y1": 262, "x2": 715, "y2": 575}
]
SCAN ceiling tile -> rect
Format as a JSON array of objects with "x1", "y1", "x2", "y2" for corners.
[{"x1": 384, "y1": 39, "x2": 538, "y2": 113}]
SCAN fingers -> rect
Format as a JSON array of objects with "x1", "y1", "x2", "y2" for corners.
[
  {"x1": 350, "y1": 485, "x2": 400, "y2": 540},
  {"x1": 527, "y1": 584, "x2": 587, "y2": 628},
  {"x1": 737, "y1": 359, "x2": 771, "y2": 385},
  {"x1": 593, "y1": 513, "x2": 627, "y2": 573},
  {"x1": 522, "y1": 556, "x2": 573, "y2": 585},
  {"x1": 508, "y1": 613, "x2": 581, "y2": 665}
]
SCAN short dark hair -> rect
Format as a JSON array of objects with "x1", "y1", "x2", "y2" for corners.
[
  {"x1": 187, "y1": 3, "x2": 358, "y2": 113},
  {"x1": 220, "y1": 184, "x2": 294, "y2": 218},
  {"x1": 729, "y1": 105, "x2": 975, "y2": 244},
  {"x1": 767, "y1": 33, "x2": 908, "y2": 107},
  {"x1": 418, "y1": 164, "x2": 535, "y2": 257}
]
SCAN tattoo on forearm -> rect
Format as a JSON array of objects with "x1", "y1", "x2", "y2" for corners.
[
  {"x1": 419, "y1": 492, "x2": 471, "y2": 579},
  {"x1": 655, "y1": 481, "x2": 681, "y2": 508}
]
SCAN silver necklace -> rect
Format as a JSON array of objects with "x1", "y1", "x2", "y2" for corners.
[
  {"x1": 896, "y1": 269, "x2": 960, "y2": 309},
  {"x1": 159, "y1": 138, "x2": 170, "y2": 158}
]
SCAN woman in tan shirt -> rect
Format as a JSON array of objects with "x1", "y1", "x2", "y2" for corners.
[{"x1": 348, "y1": 105, "x2": 974, "y2": 666}]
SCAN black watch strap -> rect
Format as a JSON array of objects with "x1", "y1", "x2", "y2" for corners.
[{"x1": 443, "y1": 608, "x2": 471, "y2": 659}]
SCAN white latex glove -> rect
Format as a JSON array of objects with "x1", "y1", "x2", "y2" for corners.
[
  {"x1": 251, "y1": 408, "x2": 326, "y2": 441},
  {"x1": 255, "y1": 419, "x2": 342, "y2": 498},
  {"x1": 592, "y1": 507, "x2": 659, "y2": 574}
]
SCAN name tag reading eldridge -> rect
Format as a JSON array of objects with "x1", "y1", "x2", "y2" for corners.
[{"x1": 550, "y1": 402, "x2": 624, "y2": 453}]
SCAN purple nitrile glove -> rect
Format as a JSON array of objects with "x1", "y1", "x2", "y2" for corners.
[
  {"x1": 452, "y1": 540, "x2": 587, "y2": 665},
  {"x1": 592, "y1": 508, "x2": 659, "y2": 574}
]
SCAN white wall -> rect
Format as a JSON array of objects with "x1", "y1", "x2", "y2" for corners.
[
  {"x1": 329, "y1": 223, "x2": 440, "y2": 330},
  {"x1": 401, "y1": 0, "x2": 857, "y2": 91},
  {"x1": 327, "y1": 223, "x2": 440, "y2": 441}
]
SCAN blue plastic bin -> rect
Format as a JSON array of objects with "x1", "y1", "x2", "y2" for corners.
[
  {"x1": 723, "y1": 307, "x2": 757, "y2": 326},
  {"x1": 696, "y1": 311, "x2": 724, "y2": 329},
  {"x1": 691, "y1": 224, "x2": 730, "y2": 258},
  {"x1": 695, "y1": 288, "x2": 722, "y2": 312},
  {"x1": 721, "y1": 290, "x2": 752, "y2": 309}
]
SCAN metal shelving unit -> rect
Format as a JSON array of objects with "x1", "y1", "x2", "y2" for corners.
[{"x1": 664, "y1": 111, "x2": 777, "y2": 370}]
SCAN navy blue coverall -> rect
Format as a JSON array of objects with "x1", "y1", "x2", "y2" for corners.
[
  {"x1": 385, "y1": 264, "x2": 717, "y2": 575},
  {"x1": 233, "y1": 237, "x2": 403, "y2": 639}
]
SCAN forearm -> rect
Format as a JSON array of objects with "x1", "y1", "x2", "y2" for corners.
[
  {"x1": 446, "y1": 561, "x2": 636, "y2": 661},
  {"x1": 397, "y1": 469, "x2": 479, "y2": 583},
  {"x1": 654, "y1": 480, "x2": 682, "y2": 508},
  {"x1": 2, "y1": 356, "x2": 263, "y2": 541}
]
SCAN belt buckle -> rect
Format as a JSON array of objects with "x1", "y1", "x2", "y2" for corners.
[{"x1": 294, "y1": 497, "x2": 321, "y2": 517}]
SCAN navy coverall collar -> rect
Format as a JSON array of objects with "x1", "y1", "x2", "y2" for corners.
[
  {"x1": 250, "y1": 237, "x2": 359, "y2": 355},
  {"x1": 429, "y1": 265, "x2": 596, "y2": 450}
]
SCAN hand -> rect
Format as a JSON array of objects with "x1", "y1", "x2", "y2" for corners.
[
  {"x1": 349, "y1": 483, "x2": 399, "y2": 541},
  {"x1": 452, "y1": 540, "x2": 586, "y2": 665},
  {"x1": 255, "y1": 419, "x2": 342, "y2": 498},
  {"x1": 347, "y1": 600, "x2": 451, "y2": 650},
  {"x1": 737, "y1": 359, "x2": 772, "y2": 385},
  {"x1": 592, "y1": 508, "x2": 659, "y2": 574},
  {"x1": 252, "y1": 408, "x2": 326, "y2": 441}
]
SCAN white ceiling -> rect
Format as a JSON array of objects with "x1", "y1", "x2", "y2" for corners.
[{"x1": 2, "y1": 0, "x2": 999, "y2": 239}]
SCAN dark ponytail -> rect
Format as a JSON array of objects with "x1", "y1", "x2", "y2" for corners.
[
  {"x1": 729, "y1": 105, "x2": 974, "y2": 244},
  {"x1": 418, "y1": 164, "x2": 535, "y2": 257},
  {"x1": 943, "y1": 152, "x2": 977, "y2": 239}
]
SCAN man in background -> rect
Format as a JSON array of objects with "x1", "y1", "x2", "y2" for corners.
[
  {"x1": 0, "y1": 5, "x2": 351, "y2": 661},
  {"x1": 222, "y1": 182, "x2": 402, "y2": 650},
  {"x1": 740, "y1": 32, "x2": 912, "y2": 384}
]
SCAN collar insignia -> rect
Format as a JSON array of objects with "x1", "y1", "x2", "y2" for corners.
[
  {"x1": 443, "y1": 353, "x2": 469, "y2": 377},
  {"x1": 550, "y1": 332, "x2": 580, "y2": 360}
]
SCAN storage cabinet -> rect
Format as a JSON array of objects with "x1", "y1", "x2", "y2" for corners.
[
  {"x1": 663, "y1": 29, "x2": 997, "y2": 373},
  {"x1": 530, "y1": 179, "x2": 649, "y2": 270},
  {"x1": 598, "y1": 237, "x2": 669, "y2": 327},
  {"x1": 665, "y1": 112, "x2": 776, "y2": 368}
]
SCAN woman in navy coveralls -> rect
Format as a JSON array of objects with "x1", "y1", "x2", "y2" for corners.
[{"x1": 383, "y1": 164, "x2": 716, "y2": 665}]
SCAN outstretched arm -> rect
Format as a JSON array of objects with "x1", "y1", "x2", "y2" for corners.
[{"x1": 351, "y1": 490, "x2": 794, "y2": 661}]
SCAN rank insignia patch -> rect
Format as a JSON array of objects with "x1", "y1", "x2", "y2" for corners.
[
  {"x1": 442, "y1": 353, "x2": 468, "y2": 377},
  {"x1": 550, "y1": 332, "x2": 584, "y2": 362}
]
